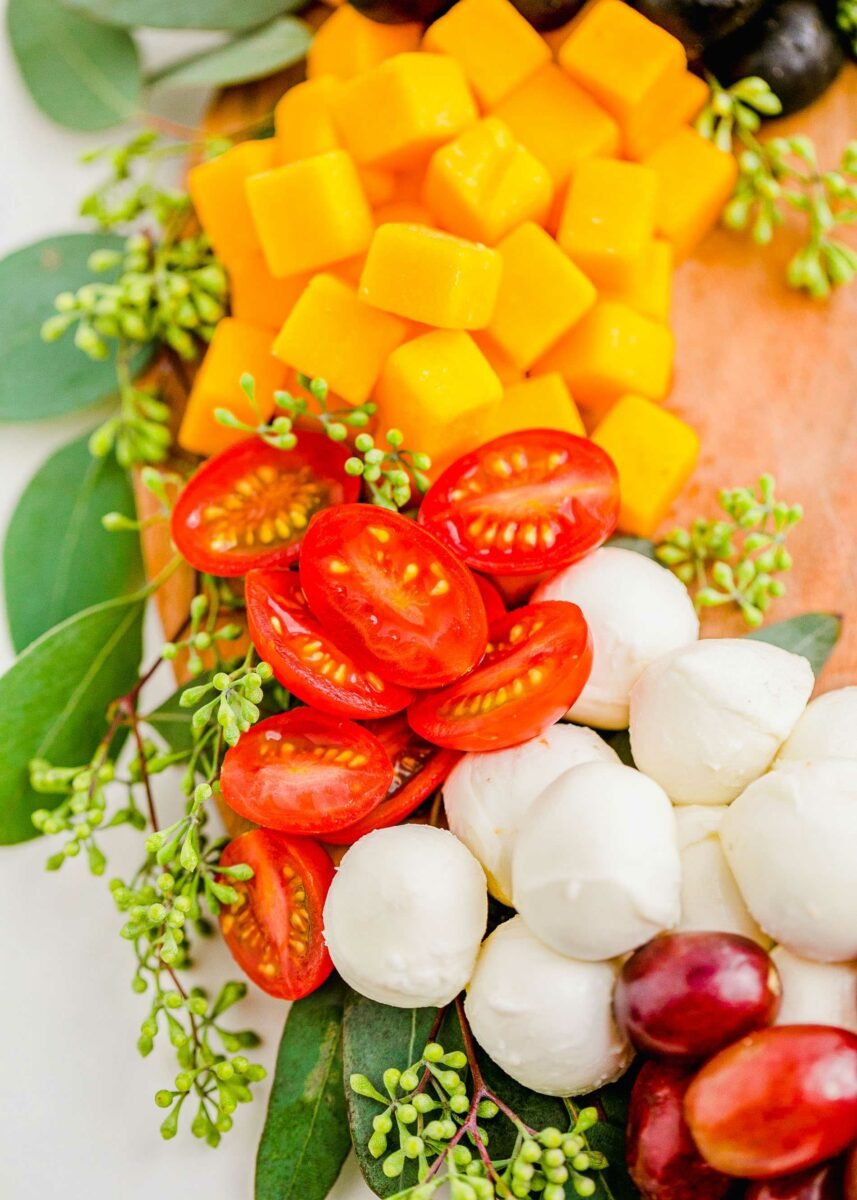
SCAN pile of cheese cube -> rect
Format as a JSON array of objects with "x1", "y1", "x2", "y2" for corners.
[{"x1": 183, "y1": 0, "x2": 739, "y2": 538}]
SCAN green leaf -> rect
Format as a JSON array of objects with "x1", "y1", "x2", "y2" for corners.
[
  {"x1": 61, "y1": 0, "x2": 305, "y2": 30},
  {"x1": 0, "y1": 234, "x2": 128, "y2": 422},
  {"x1": 3, "y1": 432, "x2": 143, "y2": 652},
  {"x1": 256, "y1": 975, "x2": 351, "y2": 1200},
  {"x1": 605, "y1": 536, "x2": 657, "y2": 560},
  {"x1": 151, "y1": 16, "x2": 312, "y2": 89},
  {"x1": 8, "y1": 0, "x2": 140, "y2": 131},
  {"x1": 0, "y1": 596, "x2": 144, "y2": 844},
  {"x1": 746, "y1": 612, "x2": 842, "y2": 677}
]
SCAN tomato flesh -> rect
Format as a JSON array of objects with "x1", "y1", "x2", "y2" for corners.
[
  {"x1": 219, "y1": 708, "x2": 393, "y2": 834},
  {"x1": 245, "y1": 568, "x2": 414, "y2": 718},
  {"x1": 218, "y1": 828, "x2": 334, "y2": 1000},
  {"x1": 300, "y1": 504, "x2": 488, "y2": 689},
  {"x1": 327, "y1": 714, "x2": 463, "y2": 844},
  {"x1": 171, "y1": 434, "x2": 359, "y2": 577},
  {"x1": 408, "y1": 600, "x2": 592, "y2": 752},
  {"x1": 419, "y1": 430, "x2": 619, "y2": 575}
]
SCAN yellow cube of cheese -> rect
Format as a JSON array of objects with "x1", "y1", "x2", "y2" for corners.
[
  {"x1": 625, "y1": 70, "x2": 709, "y2": 162},
  {"x1": 558, "y1": 158, "x2": 658, "y2": 290},
  {"x1": 645, "y1": 127, "x2": 738, "y2": 259},
  {"x1": 423, "y1": 0, "x2": 551, "y2": 108},
  {"x1": 274, "y1": 78, "x2": 341, "y2": 164},
  {"x1": 272, "y1": 274, "x2": 410, "y2": 406},
  {"x1": 308, "y1": 6, "x2": 421, "y2": 81},
  {"x1": 489, "y1": 221, "x2": 596, "y2": 368},
  {"x1": 246, "y1": 150, "x2": 374, "y2": 278},
  {"x1": 178, "y1": 318, "x2": 286, "y2": 458},
  {"x1": 331, "y1": 54, "x2": 478, "y2": 170},
  {"x1": 603, "y1": 239, "x2": 673, "y2": 323},
  {"x1": 360, "y1": 224, "x2": 502, "y2": 330},
  {"x1": 375, "y1": 330, "x2": 503, "y2": 462},
  {"x1": 188, "y1": 140, "x2": 276, "y2": 267},
  {"x1": 591, "y1": 393, "x2": 699, "y2": 535},
  {"x1": 422, "y1": 118, "x2": 552, "y2": 245},
  {"x1": 229, "y1": 256, "x2": 310, "y2": 331},
  {"x1": 535, "y1": 299, "x2": 674, "y2": 413}
]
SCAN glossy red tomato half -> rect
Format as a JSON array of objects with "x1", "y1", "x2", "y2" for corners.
[
  {"x1": 219, "y1": 828, "x2": 334, "y2": 1000},
  {"x1": 300, "y1": 504, "x2": 488, "y2": 689},
  {"x1": 419, "y1": 429, "x2": 620, "y2": 575},
  {"x1": 472, "y1": 573, "x2": 507, "y2": 625},
  {"x1": 326, "y1": 714, "x2": 463, "y2": 844},
  {"x1": 219, "y1": 708, "x2": 393, "y2": 835},
  {"x1": 408, "y1": 600, "x2": 592, "y2": 752},
  {"x1": 245, "y1": 568, "x2": 415, "y2": 718},
  {"x1": 171, "y1": 434, "x2": 359, "y2": 577}
]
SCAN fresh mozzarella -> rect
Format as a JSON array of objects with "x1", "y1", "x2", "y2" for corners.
[
  {"x1": 629, "y1": 639, "x2": 814, "y2": 805},
  {"x1": 464, "y1": 917, "x2": 633, "y2": 1096},
  {"x1": 512, "y1": 761, "x2": 681, "y2": 960},
  {"x1": 323, "y1": 825, "x2": 487, "y2": 1007},
  {"x1": 674, "y1": 806, "x2": 771, "y2": 946},
  {"x1": 722, "y1": 760, "x2": 857, "y2": 962},
  {"x1": 771, "y1": 946, "x2": 857, "y2": 1032},
  {"x1": 443, "y1": 724, "x2": 619, "y2": 905},
  {"x1": 534, "y1": 548, "x2": 699, "y2": 730},
  {"x1": 776, "y1": 686, "x2": 857, "y2": 765}
]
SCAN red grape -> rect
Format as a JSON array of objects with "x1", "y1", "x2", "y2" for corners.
[
  {"x1": 614, "y1": 932, "x2": 781, "y2": 1060},
  {"x1": 685, "y1": 1026, "x2": 857, "y2": 1178},
  {"x1": 626, "y1": 1060, "x2": 732, "y2": 1200},
  {"x1": 744, "y1": 1160, "x2": 842, "y2": 1199}
]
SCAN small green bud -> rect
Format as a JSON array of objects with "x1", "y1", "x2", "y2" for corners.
[
  {"x1": 572, "y1": 1180, "x2": 595, "y2": 1198},
  {"x1": 397, "y1": 1103, "x2": 418, "y2": 1125},
  {"x1": 155, "y1": 1090, "x2": 173, "y2": 1108},
  {"x1": 382, "y1": 1149, "x2": 406, "y2": 1177},
  {"x1": 383, "y1": 1067, "x2": 401, "y2": 1096},
  {"x1": 399, "y1": 1068, "x2": 420, "y2": 1091},
  {"x1": 403, "y1": 1135, "x2": 424, "y2": 1159},
  {"x1": 543, "y1": 1186, "x2": 565, "y2": 1200},
  {"x1": 449, "y1": 1093, "x2": 470, "y2": 1114},
  {"x1": 542, "y1": 1149, "x2": 565, "y2": 1169},
  {"x1": 540, "y1": 1128, "x2": 563, "y2": 1150},
  {"x1": 574, "y1": 1108, "x2": 598, "y2": 1133}
]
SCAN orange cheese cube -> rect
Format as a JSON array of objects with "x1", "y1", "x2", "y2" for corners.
[
  {"x1": 423, "y1": 0, "x2": 550, "y2": 108},
  {"x1": 246, "y1": 150, "x2": 374, "y2": 278},
  {"x1": 374, "y1": 200, "x2": 436, "y2": 226},
  {"x1": 375, "y1": 331, "x2": 503, "y2": 462},
  {"x1": 359, "y1": 166, "x2": 397, "y2": 206},
  {"x1": 471, "y1": 332, "x2": 524, "y2": 385},
  {"x1": 229, "y1": 256, "x2": 310, "y2": 331},
  {"x1": 492, "y1": 64, "x2": 619, "y2": 190},
  {"x1": 592, "y1": 393, "x2": 699, "y2": 535},
  {"x1": 645, "y1": 127, "x2": 738, "y2": 259},
  {"x1": 625, "y1": 70, "x2": 709, "y2": 162},
  {"x1": 422, "y1": 117, "x2": 552, "y2": 245},
  {"x1": 492, "y1": 374, "x2": 585, "y2": 437},
  {"x1": 307, "y1": 6, "x2": 421, "y2": 81},
  {"x1": 274, "y1": 78, "x2": 341, "y2": 164},
  {"x1": 360, "y1": 224, "x2": 502, "y2": 330},
  {"x1": 329, "y1": 254, "x2": 368, "y2": 288},
  {"x1": 489, "y1": 221, "x2": 596, "y2": 369},
  {"x1": 535, "y1": 299, "x2": 674, "y2": 412},
  {"x1": 188, "y1": 140, "x2": 276, "y2": 266},
  {"x1": 603, "y1": 239, "x2": 673, "y2": 323},
  {"x1": 558, "y1": 158, "x2": 658, "y2": 290},
  {"x1": 272, "y1": 274, "x2": 410, "y2": 406},
  {"x1": 178, "y1": 319, "x2": 286, "y2": 458},
  {"x1": 331, "y1": 54, "x2": 478, "y2": 170},
  {"x1": 558, "y1": 0, "x2": 686, "y2": 127}
]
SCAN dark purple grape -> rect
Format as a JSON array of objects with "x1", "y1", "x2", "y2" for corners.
[
  {"x1": 630, "y1": 0, "x2": 767, "y2": 56},
  {"x1": 347, "y1": 0, "x2": 454, "y2": 24}
]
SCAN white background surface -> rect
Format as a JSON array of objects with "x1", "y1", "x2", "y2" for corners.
[{"x1": 0, "y1": 13, "x2": 370, "y2": 1198}]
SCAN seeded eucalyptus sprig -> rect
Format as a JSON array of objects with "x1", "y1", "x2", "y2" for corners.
[
  {"x1": 697, "y1": 75, "x2": 857, "y2": 296},
  {"x1": 837, "y1": 0, "x2": 857, "y2": 57}
]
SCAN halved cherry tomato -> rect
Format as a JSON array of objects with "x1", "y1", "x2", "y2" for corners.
[
  {"x1": 171, "y1": 435, "x2": 359, "y2": 577},
  {"x1": 219, "y1": 828, "x2": 334, "y2": 1000},
  {"x1": 472, "y1": 574, "x2": 506, "y2": 625},
  {"x1": 408, "y1": 601, "x2": 592, "y2": 751},
  {"x1": 300, "y1": 504, "x2": 488, "y2": 689},
  {"x1": 326, "y1": 714, "x2": 463, "y2": 844},
  {"x1": 219, "y1": 708, "x2": 393, "y2": 834},
  {"x1": 245, "y1": 568, "x2": 415, "y2": 718},
  {"x1": 419, "y1": 430, "x2": 619, "y2": 575}
]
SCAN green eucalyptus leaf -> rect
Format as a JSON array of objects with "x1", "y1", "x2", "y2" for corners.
[
  {"x1": 3, "y1": 432, "x2": 143, "y2": 652},
  {"x1": 61, "y1": 0, "x2": 304, "y2": 30},
  {"x1": 256, "y1": 975, "x2": 351, "y2": 1200},
  {"x1": 0, "y1": 596, "x2": 144, "y2": 844},
  {"x1": 0, "y1": 234, "x2": 129, "y2": 421},
  {"x1": 605, "y1": 536, "x2": 657, "y2": 559},
  {"x1": 8, "y1": 0, "x2": 140, "y2": 131},
  {"x1": 746, "y1": 612, "x2": 842, "y2": 677},
  {"x1": 151, "y1": 16, "x2": 312, "y2": 89}
]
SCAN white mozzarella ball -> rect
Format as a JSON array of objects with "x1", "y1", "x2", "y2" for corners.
[
  {"x1": 776, "y1": 686, "x2": 857, "y2": 765},
  {"x1": 629, "y1": 639, "x2": 814, "y2": 805},
  {"x1": 721, "y1": 760, "x2": 857, "y2": 962},
  {"x1": 512, "y1": 761, "x2": 681, "y2": 960},
  {"x1": 465, "y1": 917, "x2": 633, "y2": 1096},
  {"x1": 443, "y1": 724, "x2": 620, "y2": 905},
  {"x1": 323, "y1": 825, "x2": 487, "y2": 1007},
  {"x1": 534, "y1": 548, "x2": 699, "y2": 730},
  {"x1": 674, "y1": 806, "x2": 771, "y2": 946},
  {"x1": 772, "y1": 946, "x2": 857, "y2": 1033}
]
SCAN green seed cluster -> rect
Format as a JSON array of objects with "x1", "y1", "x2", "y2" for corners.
[
  {"x1": 179, "y1": 660, "x2": 274, "y2": 748},
  {"x1": 836, "y1": 0, "x2": 857, "y2": 59},
  {"x1": 161, "y1": 591, "x2": 245, "y2": 678},
  {"x1": 345, "y1": 429, "x2": 432, "y2": 512}
]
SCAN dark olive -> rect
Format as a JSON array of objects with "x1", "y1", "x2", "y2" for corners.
[
  {"x1": 347, "y1": 0, "x2": 454, "y2": 23},
  {"x1": 630, "y1": 0, "x2": 767, "y2": 56},
  {"x1": 507, "y1": 0, "x2": 588, "y2": 31},
  {"x1": 704, "y1": 0, "x2": 845, "y2": 116}
]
